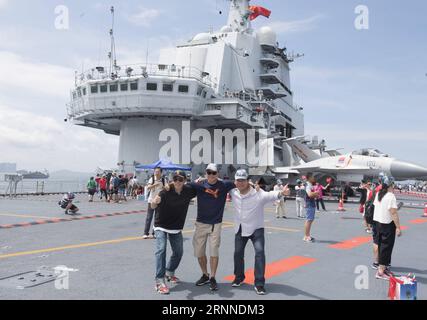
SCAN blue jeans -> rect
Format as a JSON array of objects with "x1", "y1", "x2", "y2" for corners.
[
  {"x1": 306, "y1": 206, "x2": 316, "y2": 221},
  {"x1": 144, "y1": 205, "x2": 156, "y2": 236},
  {"x1": 234, "y1": 227, "x2": 265, "y2": 287},
  {"x1": 155, "y1": 230, "x2": 184, "y2": 281}
]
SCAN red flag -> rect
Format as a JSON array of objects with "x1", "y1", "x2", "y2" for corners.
[
  {"x1": 249, "y1": 5, "x2": 271, "y2": 21},
  {"x1": 388, "y1": 276, "x2": 403, "y2": 300}
]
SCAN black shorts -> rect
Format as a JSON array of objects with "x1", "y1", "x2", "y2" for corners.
[
  {"x1": 61, "y1": 204, "x2": 77, "y2": 211},
  {"x1": 88, "y1": 188, "x2": 96, "y2": 196},
  {"x1": 372, "y1": 222, "x2": 378, "y2": 245}
]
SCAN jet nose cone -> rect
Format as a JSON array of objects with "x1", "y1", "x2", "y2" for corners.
[{"x1": 391, "y1": 160, "x2": 427, "y2": 179}]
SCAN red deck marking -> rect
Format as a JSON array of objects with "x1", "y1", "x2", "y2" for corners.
[
  {"x1": 224, "y1": 256, "x2": 317, "y2": 285},
  {"x1": 409, "y1": 219, "x2": 427, "y2": 225},
  {"x1": 0, "y1": 210, "x2": 146, "y2": 229},
  {"x1": 400, "y1": 226, "x2": 409, "y2": 230},
  {"x1": 18, "y1": 223, "x2": 32, "y2": 227},
  {"x1": 329, "y1": 236, "x2": 372, "y2": 249}
]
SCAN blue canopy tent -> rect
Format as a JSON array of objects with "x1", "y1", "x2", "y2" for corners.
[{"x1": 135, "y1": 159, "x2": 192, "y2": 171}]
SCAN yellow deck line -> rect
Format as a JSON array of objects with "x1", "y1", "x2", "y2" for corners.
[
  {"x1": 0, "y1": 213, "x2": 51, "y2": 219},
  {"x1": 0, "y1": 236, "x2": 144, "y2": 260},
  {"x1": 0, "y1": 224, "x2": 235, "y2": 260}
]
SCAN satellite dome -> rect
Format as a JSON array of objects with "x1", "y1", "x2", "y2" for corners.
[
  {"x1": 257, "y1": 26, "x2": 277, "y2": 46},
  {"x1": 192, "y1": 32, "x2": 211, "y2": 42}
]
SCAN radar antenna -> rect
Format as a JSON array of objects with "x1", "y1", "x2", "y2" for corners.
[{"x1": 286, "y1": 52, "x2": 305, "y2": 63}]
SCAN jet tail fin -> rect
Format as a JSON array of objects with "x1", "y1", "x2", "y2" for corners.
[{"x1": 285, "y1": 137, "x2": 322, "y2": 162}]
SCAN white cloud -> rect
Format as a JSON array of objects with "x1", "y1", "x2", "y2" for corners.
[
  {"x1": 306, "y1": 125, "x2": 427, "y2": 143},
  {"x1": 127, "y1": 6, "x2": 161, "y2": 27},
  {"x1": 0, "y1": 0, "x2": 8, "y2": 9},
  {"x1": 114, "y1": 35, "x2": 177, "y2": 65},
  {"x1": 266, "y1": 15, "x2": 324, "y2": 35},
  {"x1": 0, "y1": 51, "x2": 74, "y2": 99},
  {"x1": 304, "y1": 124, "x2": 427, "y2": 165},
  {"x1": 0, "y1": 104, "x2": 119, "y2": 171}
]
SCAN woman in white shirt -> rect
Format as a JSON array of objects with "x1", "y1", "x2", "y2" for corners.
[{"x1": 373, "y1": 176, "x2": 402, "y2": 280}]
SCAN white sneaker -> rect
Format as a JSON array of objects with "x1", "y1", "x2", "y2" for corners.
[{"x1": 155, "y1": 282, "x2": 170, "y2": 294}]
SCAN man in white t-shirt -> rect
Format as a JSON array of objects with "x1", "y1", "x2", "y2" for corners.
[
  {"x1": 273, "y1": 181, "x2": 287, "y2": 218},
  {"x1": 295, "y1": 179, "x2": 306, "y2": 218},
  {"x1": 229, "y1": 169, "x2": 290, "y2": 295},
  {"x1": 373, "y1": 175, "x2": 402, "y2": 280},
  {"x1": 143, "y1": 167, "x2": 166, "y2": 239}
]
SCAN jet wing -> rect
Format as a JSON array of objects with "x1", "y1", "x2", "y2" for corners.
[
  {"x1": 290, "y1": 164, "x2": 321, "y2": 171},
  {"x1": 288, "y1": 163, "x2": 371, "y2": 173},
  {"x1": 272, "y1": 167, "x2": 301, "y2": 174},
  {"x1": 307, "y1": 165, "x2": 371, "y2": 174}
]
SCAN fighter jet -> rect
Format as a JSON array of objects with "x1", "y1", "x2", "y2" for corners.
[{"x1": 273, "y1": 137, "x2": 427, "y2": 183}]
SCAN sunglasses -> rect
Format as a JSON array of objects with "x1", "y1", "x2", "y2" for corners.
[
  {"x1": 206, "y1": 171, "x2": 218, "y2": 175},
  {"x1": 173, "y1": 176, "x2": 185, "y2": 182}
]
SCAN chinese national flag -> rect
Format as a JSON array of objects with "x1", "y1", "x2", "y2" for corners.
[{"x1": 249, "y1": 5, "x2": 271, "y2": 21}]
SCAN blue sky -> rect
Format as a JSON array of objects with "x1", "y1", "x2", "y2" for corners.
[{"x1": 0, "y1": 0, "x2": 426, "y2": 172}]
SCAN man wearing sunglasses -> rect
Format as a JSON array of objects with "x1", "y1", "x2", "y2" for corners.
[
  {"x1": 150, "y1": 171, "x2": 197, "y2": 295},
  {"x1": 190, "y1": 163, "x2": 236, "y2": 291}
]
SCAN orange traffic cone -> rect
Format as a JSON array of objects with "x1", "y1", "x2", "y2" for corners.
[
  {"x1": 422, "y1": 203, "x2": 427, "y2": 218},
  {"x1": 337, "y1": 198, "x2": 346, "y2": 212}
]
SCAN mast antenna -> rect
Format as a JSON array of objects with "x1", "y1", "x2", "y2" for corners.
[{"x1": 109, "y1": 6, "x2": 118, "y2": 79}]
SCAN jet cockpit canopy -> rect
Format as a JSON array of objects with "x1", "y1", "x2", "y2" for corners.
[{"x1": 352, "y1": 148, "x2": 389, "y2": 158}]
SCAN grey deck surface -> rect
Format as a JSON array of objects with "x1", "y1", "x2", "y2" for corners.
[{"x1": 0, "y1": 194, "x2": 425, "y2": 300}]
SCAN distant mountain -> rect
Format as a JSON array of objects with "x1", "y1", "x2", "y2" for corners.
[{"x1": 49, "y1": 170, "x2": 93, "y2": 181}]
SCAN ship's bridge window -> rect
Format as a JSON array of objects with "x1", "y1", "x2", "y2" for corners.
[
  {"x1": 110, "y1": 83, "x2": 118, "y2": 92},
  {"x1": 120, "y1": 83, "x2": 128, "y2": 91},
  {"x1": 72, "y1": 91, "x2": 77, "y2": 100},
  {"x1": 91, "y1": 85, "x2": 98, "y2": 94},
  {"x1": 163, "y1": 83, "x2": 173, "y2": 92},
  {"x1": 147, "y1": 83, "x2": 157, "y2": 91},
  {"x1": 77, "y1": 88, "x2": 82, "y2": 97},
  {"x1": 130, "y1": 82, "x2": 138, "y2": 91},
  {"x1": 202, "y1": 91, "x2": 207, "y2": 99},
  {"x1": 100, "y1": 84, "x2": 108, "y2": 93},
  {"x1": 178, "y1": 85, "x2": 189, "y2": 93}
]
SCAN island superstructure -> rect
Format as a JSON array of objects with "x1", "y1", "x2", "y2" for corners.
[{"x1": 67, "y1": 0, "x2": 305, "y2": 177}]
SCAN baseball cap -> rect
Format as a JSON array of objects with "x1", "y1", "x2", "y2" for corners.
[
  {"x1": 173, "y1": 170, "x2": 186, "y2": 179},
  {"x1": 235, "y1": 169, "x2": 249, "y2": 180},
  {"x1": 382, "y1": 175, "x2": 395, "y2": 186},
  {"x1": 206, "y1": 163, "x2": 218, "y2": 172}
]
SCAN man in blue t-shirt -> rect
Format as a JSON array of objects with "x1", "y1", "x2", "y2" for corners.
[{"x1": 189, "y1": 164, "x2": 235, "y2": 291}]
